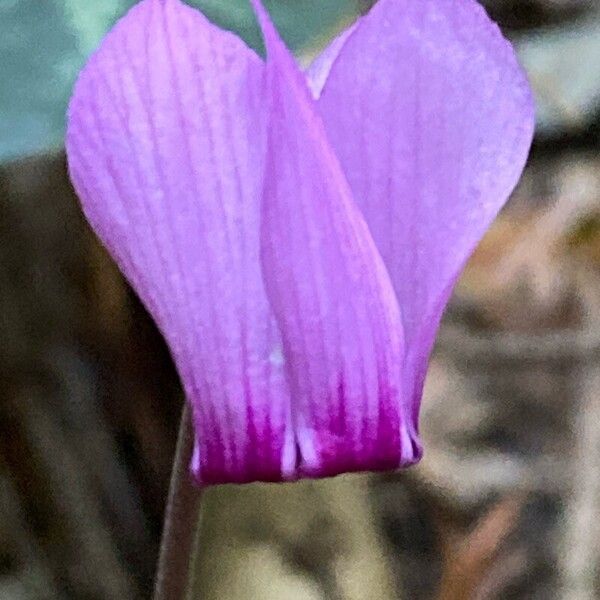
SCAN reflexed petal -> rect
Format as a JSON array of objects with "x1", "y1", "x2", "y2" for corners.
[
  {"x1": 313, "y1": 0, "x2": 535, "y2": 421},
  {"x1": 252, "y1": 0, "x2": 420, "y2": 477},
  {"x1": 306, "y1": 22, "x2": 357, "y2": 99},
  {"x1": 66, "y1": 0, "x2": 295, "y2": 484}
]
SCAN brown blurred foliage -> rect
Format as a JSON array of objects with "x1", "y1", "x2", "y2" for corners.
[{"x1": 0, "y1": 153, "x2": 181, "y2": 598}]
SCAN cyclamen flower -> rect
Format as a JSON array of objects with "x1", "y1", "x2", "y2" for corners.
[{"x1": 66, "y1": 0, "x2": 534, "y2": 485}]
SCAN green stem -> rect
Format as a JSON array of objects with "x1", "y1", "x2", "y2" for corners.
[{"x1": 154, "y1": 404, "x2": 202, "y2": 600}]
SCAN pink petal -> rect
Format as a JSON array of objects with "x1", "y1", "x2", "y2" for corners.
[
  {"x1": 252, "y1": 0, "x2": 420, "y2": 477},
  {"x1": 313, "y1": 0, "x2": 535, "y2": 422},
  {"x1": 66, "y1": 0, "x2": 295, "y2": 485},
  {"x1": 306, "y1": 22, "x2": 357, "y2": 99}
]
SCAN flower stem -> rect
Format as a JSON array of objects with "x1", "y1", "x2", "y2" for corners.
[{"x1": 153, "y1": 404, "x2": 202, "y2": 600}]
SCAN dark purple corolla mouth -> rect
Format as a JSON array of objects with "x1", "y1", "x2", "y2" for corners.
[{"x1": 66, "y1": 0, "x2": 534, "y2": 486}]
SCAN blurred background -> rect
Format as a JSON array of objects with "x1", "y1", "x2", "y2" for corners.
[{"x1": 1, "y1": 0, "x2": 600, "y2": 598}]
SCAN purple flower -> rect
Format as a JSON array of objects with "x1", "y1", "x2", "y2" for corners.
[{"x1": 66, "y1": 0, "x2": 534, "y2": 485}]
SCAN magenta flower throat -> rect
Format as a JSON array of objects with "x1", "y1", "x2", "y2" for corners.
[{"x1": 66, "y1": 0, "x2": 534, "y2": 485}]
